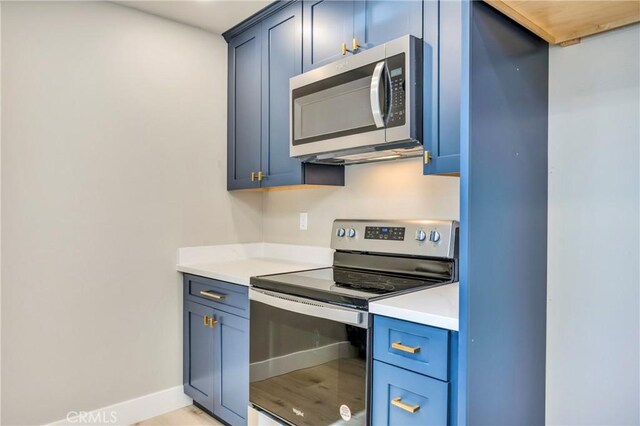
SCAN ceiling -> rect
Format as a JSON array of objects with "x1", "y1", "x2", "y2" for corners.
[{"x1": 115, "y1": 0, "x2": 272, "y2": 35}]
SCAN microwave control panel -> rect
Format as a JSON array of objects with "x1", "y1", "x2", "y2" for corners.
[{"x1": 386, "y1": 53, "x2": 406, "y2": 129}]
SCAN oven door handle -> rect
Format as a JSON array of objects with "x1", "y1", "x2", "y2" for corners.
[
  {"x1": 370, "y1": 60, "x2": 386, "y2": 128},
  {"x1": 249, "y1": 289, "x2": 366, "y2": 327}
]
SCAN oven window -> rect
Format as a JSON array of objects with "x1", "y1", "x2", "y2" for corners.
[
  {"x1": 250, "y1": 300, "x2": 367, "y2": 426},
  {"x1": 292, "y1": 62, "x2": 383, "y2": 146}
]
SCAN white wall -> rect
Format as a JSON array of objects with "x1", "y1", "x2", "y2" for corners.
[
  {"x1": 262, "y1": 158, "x2": 460, "y2": 246},
  {"x1": 547, "y1": 24, "x2": 640, "y2": 425},
  {"x1": 1, "y1": 2, "x2": 261, "y2": 424}
]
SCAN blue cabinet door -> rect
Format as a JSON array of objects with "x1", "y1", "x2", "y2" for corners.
[
  {"x1": 423, "y1": 0, "x2": 461, "y2": 175},
  {"x1": 183, "y1": 300, "x2": 216, "y2": 413},
  {"x1": 372, "y1": 360, "x2": 449, "y2": 426},
  {"x1": 303, "y1": 0, "x2": 356, "y2": 71},
  {"x1": 212, "y1": 308, "x2": 249, "y2": 425},
  {"x1": 354, "y1": 0, "x2": 422, "y2": 49},
  {"x1": 228, "y1": 26, "x2": 262, "y2": 190},
  {"x1": 261, "y1": 2, "x2": 303, "y2": 187}
]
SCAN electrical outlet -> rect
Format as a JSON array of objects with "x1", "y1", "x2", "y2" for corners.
[{"x1": 299, "y1": 212, "x2": 308, "y2": 231}]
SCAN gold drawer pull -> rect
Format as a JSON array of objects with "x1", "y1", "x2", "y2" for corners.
[
  {"x1": 203, "y1": 315, "x2": 209, "y2": 326},
  {"x1": 200, "y1": 290, "x2": 226, "y2": 300},
  {"x1": 391, "y1": 397, "x2": 420, "y2": 413},
  {"x1": 208, "y1": 317, "x2": 218, "y2": 328},
  {"x1": 352, "y1": 37, "x2": 360, "y2": 51},
  {"x1": 391, "y1": 342, "x2": 420, "y2": 354}
]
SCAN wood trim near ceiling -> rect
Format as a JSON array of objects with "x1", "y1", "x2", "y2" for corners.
[
  {"x1": 484, "y1": 0, "x2": 557, "y2": 43},
  {"x1": 484, "y1": 0, "x2": 640, "y2": 45}
]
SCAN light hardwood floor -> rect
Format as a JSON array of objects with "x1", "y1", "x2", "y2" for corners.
[{"x1": 134, "y1": 405, "x2": 223, "y2": 426}]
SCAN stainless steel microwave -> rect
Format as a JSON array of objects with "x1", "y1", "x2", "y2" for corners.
[{"x1": 290, "y1": 35, "x2": 422, "y2": 164}]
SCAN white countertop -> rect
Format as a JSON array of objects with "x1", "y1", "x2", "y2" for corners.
[
  {"x1": 177, "y1": 242, "x2": 459, "y2": 330},
  {"x1": 369, "y1": 283, "x2": 459, "y2": 331},
  {"x1": 177, "y1": 242, "x2": 333, "y2": 286}
]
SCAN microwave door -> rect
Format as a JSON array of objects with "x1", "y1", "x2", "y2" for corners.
[{"x1": 290, "y1": 57, "x2": 387, "y2": 159}]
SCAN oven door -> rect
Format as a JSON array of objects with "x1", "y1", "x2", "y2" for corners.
[{"x1": 249, "y1": 289, "x2": 369, "y2": 426}]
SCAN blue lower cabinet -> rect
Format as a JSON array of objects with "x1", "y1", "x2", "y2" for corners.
[
  {"x1": 183, "y1": 277, "x2": 249, "y2": 425},
  {"x1": 373, "y1": 315, "x2": 450, "y2": 381},
  {"x1": 212, "y1": 309, "x2": 249, "y2": 425},
  {"x1": 183, "y1": 300, "x2": 216, "y2": 413},
  {"x1": 372, "y1": 360, "x2": 449, "y2": 425},
  {"x1": 372, "y1": 315, "x2": 457, "y2": 425}
]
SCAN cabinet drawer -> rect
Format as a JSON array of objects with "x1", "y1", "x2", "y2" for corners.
[
  {"x1": 183, "y1": 274, "x2": 249, "y2": 318},
  {"x1": 373, "y1": 315, "x2": 449, "y2": 381},
  {"x1": 372, "y1": 360, "x2": 448, "y2": 426}
]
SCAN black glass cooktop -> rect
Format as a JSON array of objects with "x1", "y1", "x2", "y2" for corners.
[{"x1": 250, "y1": 267, "x2": 447, "y2": 310}]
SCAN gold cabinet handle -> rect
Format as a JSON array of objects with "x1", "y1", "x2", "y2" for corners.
[
  {"x1": 391, "y1": 342, "x2": 420, "y2": 354},
  {"x1": 424, "y1": 151, "x2": 431, "y2": 165},
  {"x1": 251, "y1": 172, "x2": 257, "y2": 182},
  {"x1": 203, "y1": 315, "x2": 209, "y2": 326},
  {"x1": 199, "y1": 290, "x2": 226, "y2": 300},
  {"x1": 341, "y1": 42, "x2": 347, "y2": 55},
  {"x1": 352, "y1": 37, "x2": 360, "y2": 51},
  {"x1": 208, "y1": 317, "x2": 218, "y2": 328},
  {"x1": 391, "y1": 397, "x2": 420, "y2": 413},
  {"x1": 257, "y1": 171, "x2": 265, "y2": 181}
]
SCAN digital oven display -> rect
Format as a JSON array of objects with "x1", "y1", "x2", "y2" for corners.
[{"x1": 364, "y1": 226, "x2": 405, "y2": 241}]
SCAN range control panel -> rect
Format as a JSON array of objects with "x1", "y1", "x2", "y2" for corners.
[
  {"x1": 364, "y1": 226, "x2": 406, "y2": 241},
  {"x1": 331, "y1": 219, "x2": 458, "y2": 259}
]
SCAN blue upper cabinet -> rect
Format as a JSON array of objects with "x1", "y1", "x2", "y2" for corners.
[
  {"x1": 261, "y1": 3, "x2": 304, "y2": 187},
  {"x1": 227, "y1": 26, "x2": 262, "y2": 190},
  {"x1": 423, "y1": 0, "x2": 461, "y2": 175},
  {"x1": 303, "y1": 0, "x2": 422, "y2": 72},
  {"x1": 354, "y1": 0, "x2": 423, "y2": 49},
  {"x1": 226, "y1": 2, "x2": 344, "y2": 190},
  {"x1": 303, "y1": 0, "x2": 356, "y2": 72}
]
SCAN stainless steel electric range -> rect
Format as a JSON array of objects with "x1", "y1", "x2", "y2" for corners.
[{"x1": 248, "y1": 219, "x2": 458, "y2": 426}]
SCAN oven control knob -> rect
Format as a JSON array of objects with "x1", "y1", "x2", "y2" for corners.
[
  {"x1": 415, "y1": 230, "x2": 427, "y2": 241},
  {"x1": 347, "y1": 228, "x2": 356, "y2": 238},
  {"x1": 336, "y1": 228, "x2": 346, "y2": 238},
  {"x1": 429, "y1": 230, "x2": 441, "y2": 242}
]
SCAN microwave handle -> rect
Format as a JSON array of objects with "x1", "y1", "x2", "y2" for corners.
[
  {"x1": 250, "y1": 288, "x2": 365, "y2": 327},
  {"x1": 370, "y1": 61, "x2": 386, "y2": 128}
]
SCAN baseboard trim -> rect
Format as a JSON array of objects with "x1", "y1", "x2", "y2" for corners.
[{"x1": 48, "y1": 386, "x2": 192, "y2": 426}]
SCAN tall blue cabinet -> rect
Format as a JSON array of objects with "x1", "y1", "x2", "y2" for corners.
[{"x1": 458, "y1": 2, "x2": 548, "y2": 423}]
